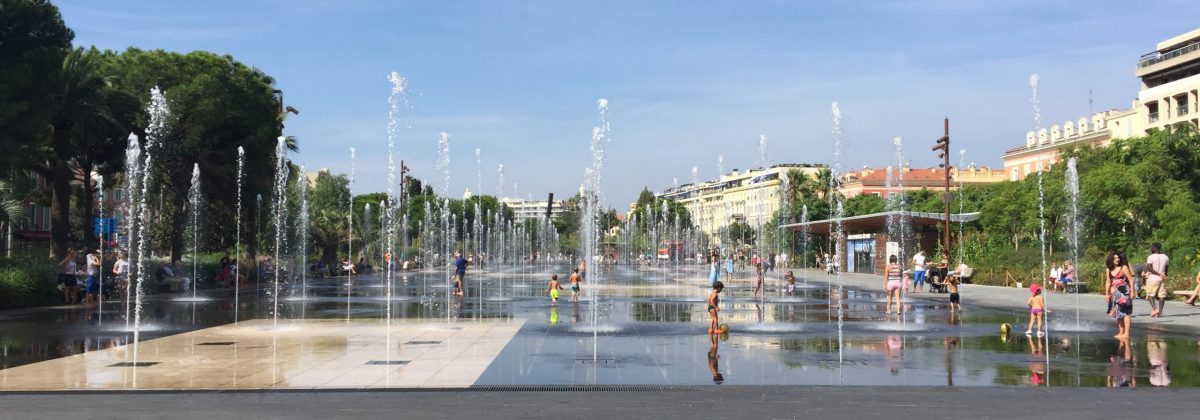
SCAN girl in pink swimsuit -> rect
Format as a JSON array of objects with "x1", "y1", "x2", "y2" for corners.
[
  {"x1": 883, "y1": 255, "x2": 904, "y2": 313},
  {"x1": 1026, "y1": 284, "x2": 1046, "y2": 337}
]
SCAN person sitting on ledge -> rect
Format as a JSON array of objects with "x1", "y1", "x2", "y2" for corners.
[{"x1": 155, "y1": 260, "x2": 187, "y2": 292}]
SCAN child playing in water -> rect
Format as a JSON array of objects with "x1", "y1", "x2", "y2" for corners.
[
  {"x1": 707, "y1": 281, "x2": 724, "y2": 334},
  {"x1": 1026, "y1": 284, "x2": 1046, "y2": 337},
  {"x1": 785, "y1": 270, "x2": 796, "y2": 296},
  {"x1": 547, "y1": 274, "x2": 563, "y2": 306},
  {"x1": 569, "y1": 268, "x2": 582, "y2": 302},
  {"x1": 947, "y1": 272, "x2": 962, "y2": 312}
]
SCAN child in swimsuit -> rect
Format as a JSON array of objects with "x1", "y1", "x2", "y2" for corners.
[
  {"x1": 707, "y1": 281, "x2": 724, "y2": 334},
  {"x1": 1026, "y1": 283, "x2": 1046, "y2": 337},
  {"x1": 947, "y1": 273, "x2": 962, "y2": 312},
  {"x1": 785, "y1": 271, "x2": 796, "y2": 295},
  {"x1": 547, "y1": 274, "x2": 563, "y2": 306},
  {"x1": 569, "y1": 269, "x2": 581, "y2": 302},
  {"x1": 883, "y1": 255, "x2": 904, "y2": 313}
]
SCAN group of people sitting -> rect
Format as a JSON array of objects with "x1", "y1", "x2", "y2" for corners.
[
  {"x1": 214, "y1": 254, "x2": 247, "y2": 287},
  {"x1": 1046, "y1": 260, "x2": 1078, "y2": 292}
]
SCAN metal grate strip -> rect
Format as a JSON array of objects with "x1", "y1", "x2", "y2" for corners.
[{"x1": 108, "y1": 362, "x2": 160, "y2": 368}]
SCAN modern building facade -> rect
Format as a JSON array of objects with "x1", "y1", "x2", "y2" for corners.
[
  {"x1": 657, "y1": 164, "x2": 826, "y2": 245},
  {"x1": 1003, "y1": 28, "x2": 1200, "y2": 180}
]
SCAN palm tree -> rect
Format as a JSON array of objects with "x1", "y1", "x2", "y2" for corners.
[
  {"x1": 0, "y1": 179, "x2": 26, "y2": 255},
  {"x1": 45, "y1": 47, "x2": 121, "y2": 260}
]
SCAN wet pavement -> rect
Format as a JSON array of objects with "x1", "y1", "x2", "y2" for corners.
[{"x1": 1, "y1": 263, "x2": 1198, "y2": 389}]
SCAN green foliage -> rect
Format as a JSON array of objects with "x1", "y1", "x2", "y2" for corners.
[
  {"x1": 0, "y1": 0, "x2": 74, "y2": 173},
  {"x1": 843, "y1": 194, "x2": 885, "y2": 217},
  {"x1": 957, "y1": 128, "x2": 1200, "y2": 290},
  {"x1": 628, "y1": 190, "x2": 693, "y2": 231},
  {"x1": 101, "y1": 48, "x2": 285, "y2": 260},
  {"x1": 0, "y1": 257, "x2": 60, "y2": 310},
  {"x1": 727, "y1": 220, "x2": 756, "y2": 246}
]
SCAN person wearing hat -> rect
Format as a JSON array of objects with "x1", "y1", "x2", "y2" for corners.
[{"x1": 1026, "y1": 283, "x2": 1046, "y2": 337}]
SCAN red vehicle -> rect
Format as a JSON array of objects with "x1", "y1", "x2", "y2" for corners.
[{"x1": 657, "y1": 240, "x2": 685, "y2": 261}]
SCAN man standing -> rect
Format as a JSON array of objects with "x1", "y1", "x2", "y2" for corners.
[
  {"x1": 453, "y1": 251, "x2": 467, "y2": 297},
  {"x1": 911, "y1": 251, "x2": 926, "y2": 293},
  {"x1": 1143, "y1": 243, "x2": 1169, "y2": 318}
]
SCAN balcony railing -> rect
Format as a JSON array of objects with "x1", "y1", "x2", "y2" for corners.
[
  {"x1": 1139, "y1": 40, "x2": 1200, "y2": 68},
  {"x1": 1179, "y1": 103, "x2": 1190, "y2": 116},
  {"x1": 1149, "y1": 112, "x2": 1160, "y2": 123}
]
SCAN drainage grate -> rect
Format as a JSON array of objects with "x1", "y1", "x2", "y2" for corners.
[
  {"x1": 108, "y1": 362, "x2": 159, "y2": 368},
  {"x1": 404, "y1": 340, "x2": 441, "y2": 345},
  {"x1": 365, "y1": 360, "x2": 411, "y2": 365},
  {"x1": 197, "y1": 342, "x2": 237, "y2": 346},
  {"x1": 575, "y1": 358, "x2": 616, "y2": 365}
]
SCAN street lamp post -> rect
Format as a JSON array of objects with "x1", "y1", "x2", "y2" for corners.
[{"x1": 930, "y1": 117, "x2": 951, "y2": 262}]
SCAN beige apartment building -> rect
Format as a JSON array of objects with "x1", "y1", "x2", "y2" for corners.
[
  {"x1": 838, "y1": 165, "x2": 1007, "y2": 198},
  {"x1": 657, "y1": 164, "x2": 825, "y2": 245},
  {"x1": 1003, "y1": 28, "x2": 1200, "y2": 180},
  {"x1": 499, "y1": 197, "x2": 564, "y2": 223}
]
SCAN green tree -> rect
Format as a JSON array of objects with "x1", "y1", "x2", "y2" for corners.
[
  {"x1": 843, "y1": 194, "x2": 885, "y2": 217},
  {"x1": 102, "y1": 48, "x2": 288, "y2": 262},
  {"x1": 727, "y1": 220, "x2": 756, "y2": 246},
  {"x1": 0, "y1": 179, "x2": 26, "y2": 234},
  {"x1": 0, "y1": 0, "x2": 74, "y2": 179},
  {"x1": 44, "y1": 47, "x2": 127, "y2": 259},
  {"x1": 307, "y1": 171, "x2": 350, "y2": 264}
]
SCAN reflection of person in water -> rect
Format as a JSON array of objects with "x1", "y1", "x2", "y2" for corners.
[
  {"x1": 1027, "y1": 336, "x2": 1045, "y2": 386},
  {"x1": 571, "y1": 300, "x2": 581, "y2": 324},
  {"x1": 549, "y1": 305, "x2": 559, "y2": 325},
  {"x1": 708, "y1": 333, "x2": 724, "y2": 384},
  {"x1": 885, "y1": 335, "x2": 903, "y2": 375},
  {"x1": 943, "y1": 336, "x2": 958, "y2": 386},
  {"x1": 1107, "y1": 338, "x2": 1136, "y2": 388},
  {"x1": 1147, "y1": 338, "x2": 1170, "y2": 387}
]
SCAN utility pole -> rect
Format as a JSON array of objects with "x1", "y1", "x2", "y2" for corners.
[{"x1": 931, "y1": 117, "x2": 951, "y2": 262}]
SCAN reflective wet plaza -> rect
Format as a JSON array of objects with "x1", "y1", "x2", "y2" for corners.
[{"x1": 2, "y1": 264, "x2": 1198, "y2": 389}]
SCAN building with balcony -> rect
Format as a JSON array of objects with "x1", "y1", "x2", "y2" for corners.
[
  {"x1": 1137, "y1": 28, "x2": 1200, "y2": 133},
  {"x1": 1003, "y1": 28, "x2": 1200, "y2": 181},
  {"x1": 838, "y1": 164, "x2": 1006, "y2": 198},
  {"x1": 656, "y1": 164, "x2": 826, "y2": 245},
  {"x1": 500, "y1": 197, "x2": 564, "y2": 223}
]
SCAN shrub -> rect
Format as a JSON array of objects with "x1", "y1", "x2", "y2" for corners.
[{"x1": 0, "y1": 258, "x2": 60, "y2": 310}]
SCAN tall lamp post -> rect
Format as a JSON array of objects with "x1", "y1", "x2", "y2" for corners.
[{"x1": 930, "y1": 117, "x2": 951, "y2": 262}]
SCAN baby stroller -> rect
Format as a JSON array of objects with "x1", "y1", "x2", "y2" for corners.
[{"x1": 927, "y1": 269, "x2": 949, "y2": 293}]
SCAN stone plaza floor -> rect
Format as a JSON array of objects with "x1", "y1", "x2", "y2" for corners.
[{"x1": 0, "y1": 318, "x2": 524, "y2": 390}]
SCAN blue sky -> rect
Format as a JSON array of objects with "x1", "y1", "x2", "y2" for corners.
[{"x1": 58, "y1": 0, "x2": 1200, "y2": 208}]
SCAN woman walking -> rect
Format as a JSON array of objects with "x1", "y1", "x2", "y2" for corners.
[{"x1": 1106, "y1": 252, "x2": 1136, "y2": 339}]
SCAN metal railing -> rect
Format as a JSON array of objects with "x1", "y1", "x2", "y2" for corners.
[
  {"x1": 1179, "y1": 103, "x2": 1190, "y2": 116},
  {"x1": 1149, "y1": 111, "x2": 1160, "y2": 123},
  {"x1": 1139, "y1": 40, "x2": 1200, "y2": 68}
]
